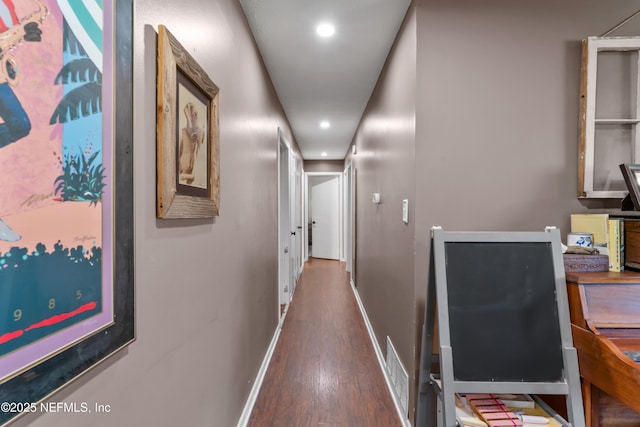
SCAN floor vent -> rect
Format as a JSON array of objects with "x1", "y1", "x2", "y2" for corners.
[{"x1": 386, "y1": 336, "x2": 409, "y2": 417}]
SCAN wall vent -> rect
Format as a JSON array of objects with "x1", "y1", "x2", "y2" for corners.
[{"x1": 386, "y1": 336, "x2": 409, "y2": 416}]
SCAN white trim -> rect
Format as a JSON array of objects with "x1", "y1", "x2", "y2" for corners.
[
  {"x1": 343, "y1": 162, "x2": 353, "y2": 273},
  {"x1": 289, "y1": 154, "x2": 302, "y2": 292},
  {"x1": 343, "y1": 168, "x2": 348, "y2": 264},
  {"x1": 236, "y1": 323, "x2": 283, "y2": 427},
  {"x1": 303, "y1": 172, "x2": 309, "y2": 262},
  {"x1": 591, "y1": 35, "x2": 640, "y2": 50},
  {"x1": 350, "y1": 279, "x2": 412, "y2": 427},
  {"x1": 277, "y1": 129, "x2": 290, "y2": 317},
  {"x1": 299, "y1": 165, "x2": 306, "y2": 275}
]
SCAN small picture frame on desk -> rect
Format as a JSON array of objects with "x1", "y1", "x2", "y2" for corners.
[{"x1": 620, "y1": 163, "x2": 640, "y2": 211}]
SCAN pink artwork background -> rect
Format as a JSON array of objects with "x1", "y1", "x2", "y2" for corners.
[
  {"x1": 0, "y1": 0, "x2": 102, "y2": 255},
  {"x1": 0, "y1": 1, "x2": 64, "y2": 217}
]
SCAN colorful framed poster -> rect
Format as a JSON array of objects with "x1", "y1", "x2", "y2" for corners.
[{"x1": 0, "y1": 0, "x2": 133, "y2": 424}]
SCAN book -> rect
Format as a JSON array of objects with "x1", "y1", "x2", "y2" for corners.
[
  {"x1": 571, "y1": 213, "x2": 609, "y2": 245},
  {"x1": 458, "y1": 416, "x2": 488, "y2": 427},
  {"x1": 499, "y1": 394, "x2": 535, "y2": 409},
  {"x1": 487, "y1": 420, "x2": 523, "y2": 427},
  {"x1": 608, "y1": 218, "x2": 624, "y2": 272},
  {"x1": 466, "y1": 393, "x2": 535, "y2": 409}
]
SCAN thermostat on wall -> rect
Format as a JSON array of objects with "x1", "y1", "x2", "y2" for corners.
[{"x1": 372, "y1": 193, "x2": 381, "y2": 204}]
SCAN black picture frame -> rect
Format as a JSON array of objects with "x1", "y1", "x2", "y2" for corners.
[
  {"x1": 0, "y1": 0, "x2": 134, "y2": 424},
  {"x1": 620, "y1": 163, "x2": 640, "y2": 211}
]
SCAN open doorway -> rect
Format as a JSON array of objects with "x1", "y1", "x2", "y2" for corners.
[{"x1": 305, "y1": 172, "x2": 342, "y2": 261}]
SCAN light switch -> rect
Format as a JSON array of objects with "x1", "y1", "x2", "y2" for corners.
[
  {"x1": 372, "y1": 193, "x2": 381, "y2": 204},
  {"x1": 402, "y1": 199, "x2": 409, "y2": 224}
]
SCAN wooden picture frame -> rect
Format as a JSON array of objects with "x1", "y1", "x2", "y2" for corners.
[
  {"x1": 156, "y1": 25, "x2": 220, "y2": 219},
  {"x1": 0, "y1": 1, "x2": 134, "y2": 424},
  {"x1": 620, "y1": 163, "x2": 640, "y2": 211}
]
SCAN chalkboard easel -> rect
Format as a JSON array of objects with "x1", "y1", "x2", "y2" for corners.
[{"x1": 416, "y1": 227, "x2": 585, "y2": 427}]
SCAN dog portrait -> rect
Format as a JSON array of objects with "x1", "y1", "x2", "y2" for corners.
[{"x1": 177, "y1": 79, "x2": 208, "y2": 189}]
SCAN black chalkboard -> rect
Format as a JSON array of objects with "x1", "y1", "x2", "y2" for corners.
[
  {"x1": 444, "y1": 241, "x2": 564, "y2": 382},
  {"x1": 417, "y1": 230, "x2": 586, "y2": 427}
]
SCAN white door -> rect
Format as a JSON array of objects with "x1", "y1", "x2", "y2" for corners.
[
  {"x1": 311, "y1": 176, "x2": 340, "y2": 260},
  {"x1": 297, "y1": 167, "x2": 304, "y2": 274},
  {"x1": 289, "y1": 155, "x2": 302, "y2": 292},
  {"x1": 278, "y1": 134, "x2": 291, "y2": 311},
  {"x1": 344, "y1": 164, "x2": 352, "y2": 273}
]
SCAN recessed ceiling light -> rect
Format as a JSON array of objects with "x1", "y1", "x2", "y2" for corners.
[
  {"x1": 321, "y1": 152, "x2": 328, "y2": 157},
  {"x1": 316, "y1": 22, "x2": 335, "y2": 38},
  {"x1": 320, "y1": 120, "x2": 330, "y2": 129}
]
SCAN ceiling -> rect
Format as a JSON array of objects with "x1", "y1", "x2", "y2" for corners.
[{"x1": 239, "y1": 0, "x2": 412, "y2": 160}]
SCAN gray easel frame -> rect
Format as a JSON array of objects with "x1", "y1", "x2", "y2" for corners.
[{"x1": 416, "y1": 227, "x2": 585, "y2": 427}]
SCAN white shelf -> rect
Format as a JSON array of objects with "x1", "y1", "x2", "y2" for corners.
[{"x1": 595, "y1": 119, "x2": 640, "y2": 124}]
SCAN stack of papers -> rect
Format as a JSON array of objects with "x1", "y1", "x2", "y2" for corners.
[{"x1": 455, "y1": 394, "x2": 560, "y2": 427}]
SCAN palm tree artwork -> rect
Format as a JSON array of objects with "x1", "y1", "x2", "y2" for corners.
[{"x1": 50, "y1": 7, "x2": 105, "y2": 204}]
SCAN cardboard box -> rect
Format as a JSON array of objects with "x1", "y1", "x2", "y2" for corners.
[{"x1": 563, "y1": 254, "x2": 609, "y2": 272}]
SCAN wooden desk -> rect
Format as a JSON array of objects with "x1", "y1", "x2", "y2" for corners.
[{"x1": 565, "y1": 271, "x2": 640, "y2": 427}]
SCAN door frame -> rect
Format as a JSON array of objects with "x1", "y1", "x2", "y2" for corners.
[
  {"x1": 290, "y1": 155, "x2": 303, "y2": 288},
  {"x1": 277, "y1": 129, "x2": 294, "y2": 322},
  {"x1": 304, "y1": 171, "x2": 343, "y2": 262},
  {"x1": 343, "y1": 162, "x2": 353, "y2": 274}
]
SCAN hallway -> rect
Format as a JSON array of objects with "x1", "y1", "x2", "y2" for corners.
[{"x1": 248, "y1": 259, "x2": 403, "y2": 427}]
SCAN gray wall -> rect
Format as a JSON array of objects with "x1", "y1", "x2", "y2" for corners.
[
  {"x1": 348, "y1": 0, "x2": 640, "y2": 423},
  {"x1": 304, "y1": 159, "x2": 345, "y2": 173},
  {"x1": 13, "y1": 1, "x2": 299, "y2": 426},
  {"x1": 414, "y1": 0, "x2": 640, "y2": 378},
  {"x1": 345, "y1": 4, "x2": 417, "y2": 421}
]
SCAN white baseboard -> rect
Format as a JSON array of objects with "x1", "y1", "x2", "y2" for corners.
[
  {"x1": 236, "y1": 322, "x2": 283, "y2": 427},
  {"x1": 350, "y1": 279, "x2": 412, "y2": 427}
]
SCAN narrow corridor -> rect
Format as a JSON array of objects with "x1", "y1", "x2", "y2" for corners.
[{"x1": 248, "y1": 258, "x2": 403, "y2": 427}]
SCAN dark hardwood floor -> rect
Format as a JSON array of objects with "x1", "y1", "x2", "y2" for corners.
[{"x1": 248, "y1": 258, "x2": 403, "y2": 427}]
